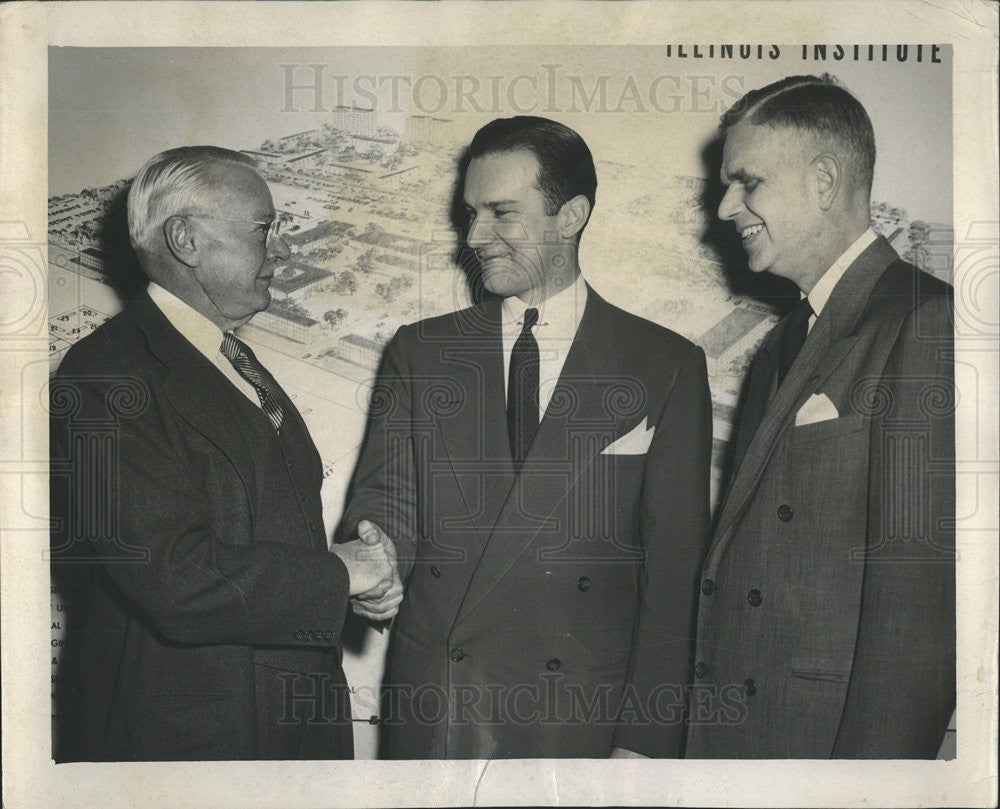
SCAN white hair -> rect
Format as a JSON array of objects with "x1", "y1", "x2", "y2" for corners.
[{"x1": 126, "y1": 146, "x2": 258, "y2": 254}]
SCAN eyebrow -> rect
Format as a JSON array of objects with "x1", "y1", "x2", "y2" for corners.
[
  {"x1": 242, "y1": 211, "x2": 275, "y2": 223},
  {"x1": 720, "y1": 168, "x2": 757, "y2": 185},
  {"x1": 465, "y1": 199, "x2": 520, "y2": 210}
]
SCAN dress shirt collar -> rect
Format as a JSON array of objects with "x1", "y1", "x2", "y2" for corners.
[
  {"x1": 147, "y1": 282, "x2": 227, "y2": 358},
  {"x1": 805, "y1": 227, "x2": 877, "y2": 318},
  {"x1": 500, "y1": 273, "x2": 588, "y2": 340}
]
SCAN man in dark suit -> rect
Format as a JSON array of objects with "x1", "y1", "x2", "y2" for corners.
[
  {"x1": 50, "y1": 146, "x2": 398, "y2": 761},
  {"x1": 343, "y1": 116, "x2": 713, "y2": 758},
  {"x1": 686, "y1": 76, "x2": 955, "y2": 758}
]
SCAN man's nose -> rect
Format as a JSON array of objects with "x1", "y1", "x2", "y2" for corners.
[
  {"x1": 717, "y1": 185, "x2": 742, "y2": 221},
  {"x1": 466, "y1": 217, "x2": 493, "y2": 250},
  {"x1": 268, "y1": 234, "x2": 291, "y2": 260}
]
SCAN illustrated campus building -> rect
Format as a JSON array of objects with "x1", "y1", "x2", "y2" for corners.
[
  {"x1": 338, "y1": 333, "x2": 386, "y2": 369},
  {"x1": 331, "y1": 105, "x2": 376, "y2": 137},
  {"x1": 698, "y1": 306, "x2": 773, "y2": 377},
  {"x1": 77, "y1": 247, "x2": 107, "y2": 275},
  {"x1": 351, "y1": 228, "x2": 426, "y2": 273},
  {"x1": 249, "y1": 302, "x2": 318, "y2": 343},
  {"x1": 406, "y1": 114, "x2": 454, "y2": 144}
]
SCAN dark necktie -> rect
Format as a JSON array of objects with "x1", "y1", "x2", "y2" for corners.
[
  {"x1": 507, "y1": 307, "x2": 540, "y2": 468},
  {"x1": 777, "y1": 297, "x2": 814, "y2": 387},
  {"x1": 220, "y1": 332, "x2": 284, "y2": 431}
]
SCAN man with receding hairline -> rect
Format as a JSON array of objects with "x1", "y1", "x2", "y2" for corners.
[
  {"x1": 50, "y1": 146, "x2": 399, "y2": 760},
  {"x1": 686, "y1": 75, "x2": 955, "y2": 758}
]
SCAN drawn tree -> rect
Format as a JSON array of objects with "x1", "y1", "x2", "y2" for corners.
[
  {"x1": 333, "y1": 270, "x2": 357, "y2": 295},
  {"x1": 323, "y1": 308, "x2": 348, "y2": 329},
  {"x1": 356, "y1": 248, "x2": 377, "y2": 274},
  {"x1": 903, "y1": 220, "x2": 932, "y2": 269}
]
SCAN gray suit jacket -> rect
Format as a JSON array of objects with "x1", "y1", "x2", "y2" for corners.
[{"x1": 686, "y1": 237, "x2": 955, "y2": 758}]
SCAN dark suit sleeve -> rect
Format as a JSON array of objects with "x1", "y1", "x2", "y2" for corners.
[
  {"x1": 832, "y1": 295, "x2": 956, "y2": 757},
  {"x1": 50, "y1": 350, "x2": 350, "y2": 649},
  {"x1": 340, "y1": 325, "x2": 419, "y2": 581},
  {"x1": 613, "y1": 344, "x2": 713, "y2": 757}
]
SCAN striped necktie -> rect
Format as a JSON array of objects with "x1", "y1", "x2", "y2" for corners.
[{"x1": 220, "y1": 332, "x2": 284, "y2": 431}]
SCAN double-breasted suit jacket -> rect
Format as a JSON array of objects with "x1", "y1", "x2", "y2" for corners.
[
  {"x1": 50, "y1": 297, "x2": 353, "y2": 761},
  {"x1": 343, "y1": 286, "x2": 713, "y2": 758},
  {"x1": 686, "y1": 237, "x2": 955, "y2": 758}
]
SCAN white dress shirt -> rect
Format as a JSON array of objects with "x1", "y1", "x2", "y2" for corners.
[
  {"x1": 805, "y1": 227, "x2": 877, "y2": 332},
  {"x1": 147, "y1": 282, "x2": 260, "y2": 406},
  {"x1": 501, "y1": 274, "x2": 588, "y2": 421}
]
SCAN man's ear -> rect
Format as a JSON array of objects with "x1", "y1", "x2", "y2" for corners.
[
  {"x1": 163, "y1": 215, "x2": 199, "y2": 268},
  {"x1": 557, "y1": 194, "x2": 591, "y2": 240},
  {"x1": 813, "y1": 153, "x2": 841, "y2": 212}
]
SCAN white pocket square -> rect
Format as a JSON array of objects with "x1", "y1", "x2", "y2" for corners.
[
  {"x1": 795, "y1": 393, "x2": 839, "y2": 426},
  {"x1": 601, "y1": 417, "x2": 655, "y2": 455}
]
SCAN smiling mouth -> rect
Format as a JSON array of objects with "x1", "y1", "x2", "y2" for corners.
[
  {"x1": 478, "y1": 254, "x2": 512, "y2": 267},
  {"x1": 741, "y1": 224, "x2": 764, "y2": 241}
]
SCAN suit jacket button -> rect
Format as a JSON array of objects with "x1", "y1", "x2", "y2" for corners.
[
  {"x1": 449, "y1": 647, "x2": 465, "y2": 662},
  {"x1": 694, "y1": 661, "x2": 708, "y2": 679},
  {"x1": 747, "y1": 589, "x2": 762, "y2": 606},
  {"x1": 430, "y1": 566, "x2": 442, "y2": 578},
  {"x1": 777, "y1": 504, "x2": 793, "y2": 522},
  {"x1": 743, "y1": 678, "x2": 757, "y2": 697},
  {"x1": 577, "y1": 576, "x2": 591, "y2": 592},
  {"x1": 701, "y1": 578, "x2": 715, "y2": 595},
  {"x1": 547, "y1": 658, "x2": 561, "y2": 671}
]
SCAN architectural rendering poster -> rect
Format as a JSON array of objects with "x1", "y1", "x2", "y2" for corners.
[{"x1": 2, "y1": 2, "x2": 997, "y2": 807}]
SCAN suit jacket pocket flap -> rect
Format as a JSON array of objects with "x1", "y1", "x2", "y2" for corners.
[{"x1": 790, "y1": 667, "x2": 850, "y2": 684}]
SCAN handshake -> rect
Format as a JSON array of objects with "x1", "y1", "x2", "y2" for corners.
[{"x1": 332, "y1": 520, "x2": 404, "y2": 622}]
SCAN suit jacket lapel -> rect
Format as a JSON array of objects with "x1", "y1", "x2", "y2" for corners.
[
  {"x1": 522, "y1": 287, "x2": 607, "y2": 466},
  {"x1": 712, "y1": 236, "x2": 899, "y2": 549},
  {"x1": 127, "y1": 297, "x2": 257, "y2": 483},
  {"x1": 452, "y1": 290, "x2": 616, "y2": 628},
  {"x1": 435, "y1": 299, "x2": 516, "y2": 529},
  {"x1": 727, "y1": 341, "x2": 778, "y2": 483}
]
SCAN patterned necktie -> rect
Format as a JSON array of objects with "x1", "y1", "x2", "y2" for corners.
[
  {"x1": 220, "y1": 332, "x2": 284, "y2": 431},
  {"x1": 507, "y1": 307, "x2": 540, "y2": 468},
  {"x1": 777, "y1": 297, "x2": 814, "y2": 387}
]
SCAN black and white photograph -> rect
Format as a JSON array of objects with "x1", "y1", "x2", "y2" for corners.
[{"x1": 1, "y1": 2, "x2": 997, "y2": 807}]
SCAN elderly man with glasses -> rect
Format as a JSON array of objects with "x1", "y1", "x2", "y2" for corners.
[{"x1": 50, "y1": 146, "x2": 399, "y2": 761}]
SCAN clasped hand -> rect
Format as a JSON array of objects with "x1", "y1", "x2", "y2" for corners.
[{"x1": 332, "y1": 520, "x2": 404, "y2": 622}]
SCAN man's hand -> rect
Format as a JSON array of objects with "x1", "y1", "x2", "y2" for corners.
[
  {"x1": 351, "y1": 520, "x2": 404, "y2": 622},
  {"x1": 331, "y1": 527, "x2": 395, "y2": 597}
]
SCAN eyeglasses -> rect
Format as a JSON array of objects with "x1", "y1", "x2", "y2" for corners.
[{"x1": 186, "y1": 214, "x2": 284, "y2": 244}]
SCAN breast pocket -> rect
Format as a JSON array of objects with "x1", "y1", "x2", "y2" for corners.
[
  {"x1": 788, "y1": 414, "x2": 869, "y2": 536},
  {"x1": 790, "y1": 413, "x2": 865, "y2": 446}
]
